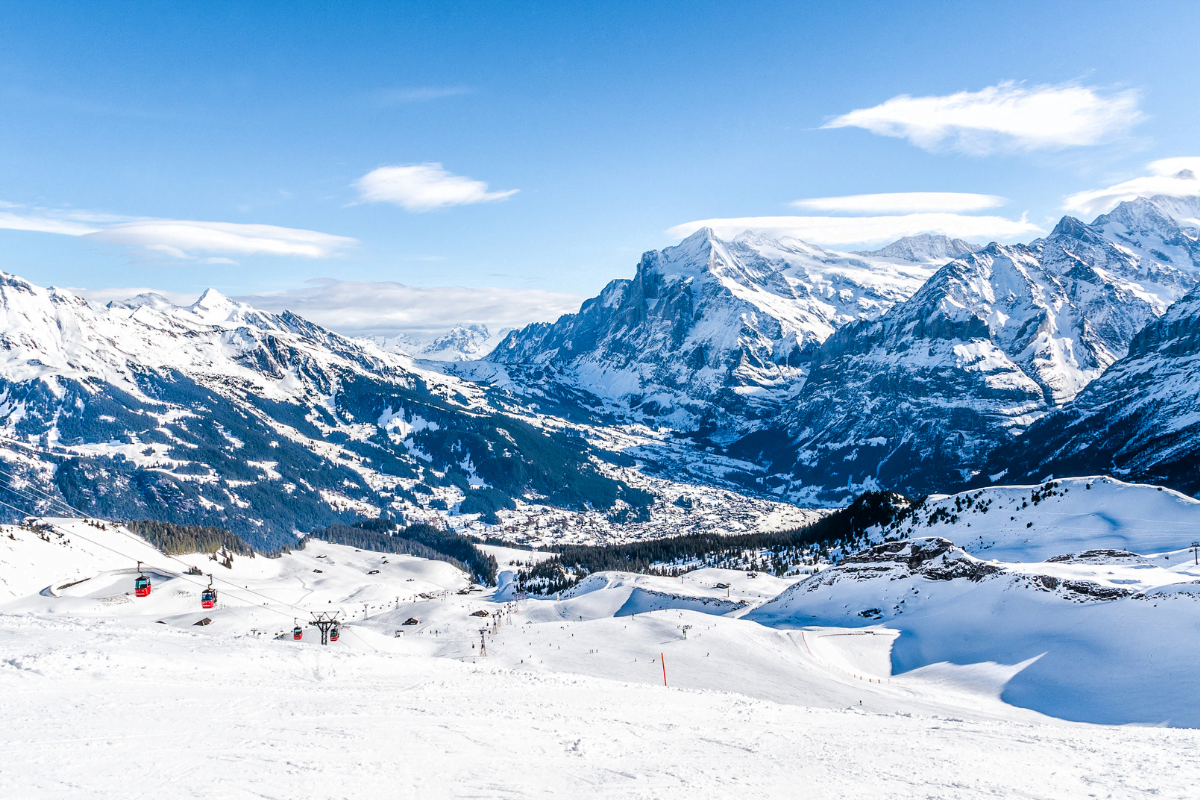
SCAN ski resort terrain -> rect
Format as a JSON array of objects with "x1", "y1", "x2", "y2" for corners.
[{"x1": 4, "y1": 475, "x2": 1200, "y2": 798}]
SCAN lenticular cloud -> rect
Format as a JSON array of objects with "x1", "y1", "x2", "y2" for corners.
[{"x1": 824, "y1": 81, "x2": 1143, "y2": 155}]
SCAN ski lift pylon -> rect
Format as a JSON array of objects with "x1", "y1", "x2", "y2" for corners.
[
  {"x1": 201, "y1": 574, "x2": 217, "y2": 609},
  {"x1": 134, "y1": 561, "x2": 152, "y2": 598}
]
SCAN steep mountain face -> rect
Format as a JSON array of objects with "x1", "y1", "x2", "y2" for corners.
[
  {"x1": 487, "y1": 228, "x2": 944, "y2": 433},
  {"x1": 854, "y1": 233, "x2": 980, "y2": 263},
  {"x1": 1092, "y1": 194, "x2": 1200, "y2": 268},
  {"x1": 735, "y1": 205, "x2": 1200, "y2": 504},
  {"x1": 986, "y1": 281, "x2": 1200, "y2": 494},
  {"x1": 0, "y1": 274, "x2": 636, "y2": 548}
]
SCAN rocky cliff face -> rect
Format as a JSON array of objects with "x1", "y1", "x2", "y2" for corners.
[
  {"x1": 986, "y1": 280, "x2": 1200, "y2": 494},
  {"x1": 733, "y1": 203, "x2": 1200, "y2": 504},
  {"x1": 488, "y1": 228, "x2": 944, "y2": 434}
]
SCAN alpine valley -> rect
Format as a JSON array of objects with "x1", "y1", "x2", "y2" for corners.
[
  {"x1": 1, "y1": 192, "x2": 1200, "y2": 549},
  {"x1": 486, "y1": 193, "x2": 1200, "y2": 505}
]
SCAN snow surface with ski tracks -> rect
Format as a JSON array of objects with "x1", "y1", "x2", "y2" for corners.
[{"x1": 3, "y1": 478, "x2": 1200, "y2": 798}]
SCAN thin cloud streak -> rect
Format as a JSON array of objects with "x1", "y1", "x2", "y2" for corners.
[
  {"x1": 86, "y1": 220, "x2": 356, "y2": 260},
  {"x1": 666, "y1": 214, "x2": 1042, "y2": 248},
  {"x1": 824, "y1": 81, "x2": 1143, "y2": 155},
  {"x1": 355, "y1": 163, "x2": 518, "y2": 212},
  {"x1": 791, "y1": 192, "x2": 1006, "y2": 214},
  {"x1": 0, "y1": 203, "x2": 357, "y2": 261}
]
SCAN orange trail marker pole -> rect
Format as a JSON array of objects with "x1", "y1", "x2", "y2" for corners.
[{"x1": 661, "y1": 653, "x2": 667, "y2": 687}]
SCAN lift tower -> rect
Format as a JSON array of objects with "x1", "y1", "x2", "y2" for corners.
[{"x1": 310, "y1": 612, "x2": 342, "y2": 645}]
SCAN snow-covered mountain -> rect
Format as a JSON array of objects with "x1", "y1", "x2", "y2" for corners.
[
  {"x1": 987, "y1": 279, "x2": 1200, "y2": 493},
  {"x1": 854, "y1": 233, "x2": 981, "y2": 263},
  {"x1": 0, "y1": 274, "x2": 644, "y2": 547},
  {"x1": 368, "y1": 323, "x2": 513, "y2": 362},
  {"x1": 733, "y1": 201, "x2": 1200, "y2": 504},
  {"x1": 487, "y1": 229, "x2": 951, "y2": 432}
]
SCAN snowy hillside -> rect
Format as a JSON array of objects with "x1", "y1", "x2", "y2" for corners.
[
  {"x1": 877, "y1": 476, "x2": 1200, "y2": 561},
  {"x1": 486, "y1": 228, "x2": 947, "y2": 432},
  {"x1": 4, "y1": 510, "x2": 1200, "y2": 797},
  {"x1": 734, "y1": 203, "x2": 1200, "y2": 504},
  {"x1": 751, "y1": 478, "x2": 1200, "y2": 726}
]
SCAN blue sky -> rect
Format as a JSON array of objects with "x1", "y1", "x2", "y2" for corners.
[{"x1": 1, "y1": 1, "x2": 1198, "y2": 336}]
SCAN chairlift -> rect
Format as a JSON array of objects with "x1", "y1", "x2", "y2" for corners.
[
  {"x1": 201, "y1": 574, "x2": 217, "y2": 610},
  {"x1": 293, "y1": 620, "x2": 303, "y2": 641},
  {"x1": 330, "y1": 623, "x2": 340, "y2": 643},
  {"x1": 134, "y1": 561, "x2": 152, "y2": 598}
]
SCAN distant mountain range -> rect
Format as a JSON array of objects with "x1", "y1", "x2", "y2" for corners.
[
  {"x1": 366, "y1": 323, "x2": 514, "y2": 362},
  {"x1": 1, "y1": 193, "x2": 1198, "y2": 544},
  {"x1": 486, "y1": 195, "x2": 1200, "y2": 503},
  {"x1": 0, "y1": 277, "x2": 644, "y2": 548}
]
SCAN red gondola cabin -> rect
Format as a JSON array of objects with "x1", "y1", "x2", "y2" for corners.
[
  {"x1": 134, "y1": 574, "x2": 151, "y2": 598},
  {"x1": 201, "y1": 576, "x2": 217, "y2": 610}
]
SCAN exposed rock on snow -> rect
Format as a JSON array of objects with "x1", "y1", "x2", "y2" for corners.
[
  {"x1": 987, "y1": 280, "x2": 1200, "y2": 494},
  {"x1": 735, "y1": 202, "x2": 1200, "y2": 503},
  {"x1": 487, "y1": 228, "x2": 944, "y2": 432}
]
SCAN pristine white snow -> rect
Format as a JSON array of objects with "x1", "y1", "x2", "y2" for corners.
[
  {"x1": 749, "y1": 478, "x2": 1200, "y2": 726},
  {"x1": 885, "y1": 476, "x2": 1200, "y2": 561},
  {"x1": 4, "y1": 510, "x2": 1200, "y2": 796}
]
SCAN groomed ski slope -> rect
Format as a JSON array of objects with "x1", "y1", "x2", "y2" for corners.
[{"x1": 4, "y1": 612, "x2": 1199, "y2": 800}]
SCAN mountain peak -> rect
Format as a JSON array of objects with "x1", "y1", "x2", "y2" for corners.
[
  {"x1": 1049, "y1": 215, "x2": 1103, "y2": 244},
  {"x1": 108, "y1": 292, "x2": 177, "y2": 312},
  {"x1": 186, "y1": 288, "x2": 252, "y2": 325},
  {"x1": 855, "y1": 234, "x2": 981, "y2": 263}
]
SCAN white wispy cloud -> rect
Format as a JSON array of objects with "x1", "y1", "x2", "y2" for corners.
[
  {"x1": 0, "y1": 204, "x2": 357, "y2": 261},
  {"x1": 0, "y1": 210, "x2": 99, "y2": 236},
  {"x1": 231, "y1": 279, "x2": 584, "y2": 338},
  {"x1": 666, "y1": 214, "x2": 1042, "y2": 248},
  {"x1": 355, "y1": 163, "x2": 518, "y2": 212},
  {"x1": 824, "y1": 81, "x2": 1142, "y2": 155},
  {"x1": 86, "y1": 220, "x2": 355, "y2": 260},
  {"x1": 791, "y1": 192, "x2": 1006, "y2": 214},
  {"x1": 1062, "y1": 157, "x2": 1200, "y2": 218}
]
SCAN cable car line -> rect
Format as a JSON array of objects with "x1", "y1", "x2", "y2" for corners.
[
  {"x1": 0, "y1": 480, "x2": 313, "y2": 616},
  {"x1": 0, "y1": 477, "x2": 385, "y2": 645},
  {"x1": 0, "y1": 494, "x2": 313, "y2": 624}
]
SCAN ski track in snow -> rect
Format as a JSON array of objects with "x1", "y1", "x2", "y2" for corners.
[
  {"x1": 3, "y1": 506, "x2": 1200, "y2": 797},
  {"x1": 3, "y1": 613, "x2": 1199, "y2": 800}
]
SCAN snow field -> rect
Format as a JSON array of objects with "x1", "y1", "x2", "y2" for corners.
[
  {"x1": 7, "y1": 495, "x2": 1200, "y2": 796},
  {"x1": 893, "y1": 476, "x2": 1200, "y2": 561},
  {"x1": 4, "y1": 613, "x2": 1200, "y2": 800}
]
